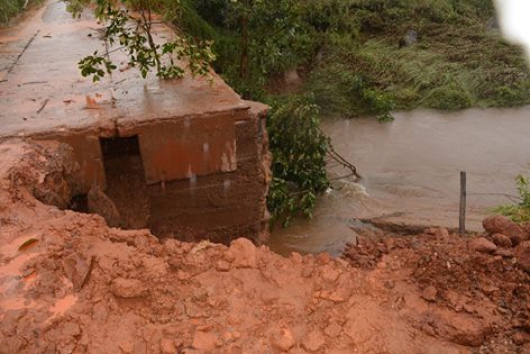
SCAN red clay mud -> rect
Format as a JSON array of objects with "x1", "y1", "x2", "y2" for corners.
[{"x1": 1, "y1": 140, "x2": 529, "y2": 353}]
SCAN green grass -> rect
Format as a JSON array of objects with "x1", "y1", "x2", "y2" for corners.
[
  {"x1": 1, "y1": 0, "x2": 21, "y2": 23},
  {"x1": 494, "y1": 175, "x2": 530, "y2": 223},
  {"x1": 0, "y1": 0, "x2": 27, "y2": 24},
  {"x1": 306, "y1": 1, "x2": 530, "y2": 116}
]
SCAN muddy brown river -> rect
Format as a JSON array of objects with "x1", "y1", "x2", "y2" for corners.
[{"x1": 268, "y1": 106, "x2": 530, "y2": 256}]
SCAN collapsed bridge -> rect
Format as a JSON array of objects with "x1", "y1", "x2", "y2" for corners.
[{"x1": 0, "y1": 0, "x2": 271, "y2": 244}]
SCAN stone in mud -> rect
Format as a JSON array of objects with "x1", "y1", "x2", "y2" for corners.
[
  {"x1": 320, "y1": 265, "x2": 340, "y2": 283},
  {"x1": 215, "y1": 260, "x2": 231, "y2": 272},
  {"x1": 109, "y1": 278, "x2": 148, "y2": 298},
  {"x1": 316, "y1": 252, "x2": 331, "y2": 265},
  {"x1": 192, "y1": 330, "x2": 219, "y2": 351},
  {"x1": 513, "y1": 331, "x2": 528, "y2": 345},
  {"x1": 63, "y1": 252, "x2": 91, "y2": 291},
  {"x1": 483, "y1": 216, "x2": 525, "y2": 244},
  {"x1": 424, "y1": 227, "x2": 450, "y2": 238},
  {"x1": 492, "y1": 233, "x2": 512, "y2": 248},
  {"x1": 62, "y1": 322, "x2": 82, "y2": 337},
  {"x1": 302, "y1": 330, "x2": 326, "y2": 352},
  {"x1": 433, "y1": 313, "x2": 490, "y2": 347},
  {"x1": 270, "y1": 328, "x2": 295, "y2": 352},
  {"x1": 225, "y1": 238, "x2": 256, "y2": 268},
  {"x1": 291, "y1": 252, "x2": 303, "y2": 264},
  {"x1": 468, "y1": 237, "x2": 497, "y2": 254},
  {"x1": 515, "y1": 241, "x2": 530, "y2": 273},
  {"x1": 421, "y1": 285, "x2": 438, "y2": 302}
]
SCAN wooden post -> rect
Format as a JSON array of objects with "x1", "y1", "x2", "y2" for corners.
[{"x1": 459, "y1": 171, "x2": 467, "y2": 235}]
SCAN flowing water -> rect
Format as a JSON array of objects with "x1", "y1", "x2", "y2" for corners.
[{"x1": 268, "y1": 106, "x2": 530, "y2": 256}]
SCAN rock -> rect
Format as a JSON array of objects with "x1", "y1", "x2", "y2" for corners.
[
  {"x1": 62, "y1": 322, "x2": 81, "y2": 337},
  {"x1": 291, "y1": 252, "x2": 303, "y2": 264},
  {"x1": 302, "y1": 330, "x2": 325, "y2": 352},
  {"x1": 109, "y1": 278, "x2": 148, "y2": 298},
  {"x1": 316, "y1": 253, "x2": 331, "y2": 265},
  {"x1": 515, "y1": 241, "x2": 530, "y2": 272},
  {"x1": 492, "y1": 233, "x2": 512, "y2": 248},
  {"x1": 468, "y1": 237, "x2": 497, "y2": 254},
  {"x1": 483, "y1": 216, "x2": 525, "y2": 245},
  {"x1": 91, "y1": 302, "x2": 109, "y2": 321},
  {"x1": 192, "y1": 331, "x2": 218, "y2": 351},
  {"x1": 215, "y1": 260, "x2": 231, "y2": 272},
  {"x1": 434, "y1": 314, "x2": 490, "y2": 347},
  {"x1": 320, "y1": 265, "x2": 340, "y2": 282},
  {"x1": 513, "y1": 332, "x2": 527, "y2": 345},
  {"x1": 424, "y1": 227, "x2": 450, "y2": 238},
  {"x1": 63, "y1": 252, "x2": 91, "y2": 291},
  {"x1": 494, "y1": 248, "x2": 514, "y2": 258},
  {"x1": 270, "y1": 328, "x2": 295, "y2": 352},
  {"x1": 421, "y1": 285, "x2": 438, "y2": 302},
  {"x1": 225, "y1": 238, "x2": 256, "y2": 268}
]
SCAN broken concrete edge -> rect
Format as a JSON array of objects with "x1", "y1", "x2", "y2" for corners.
[
  {"x1": 2, "y1": 104, "x2": 257, "y2": 194},
  {"x1": 0, "y1": 100, "x2": 272, "y2": 245},
  {"x1": 0, "y1": 104, "x2": 252, "y2": 141}
]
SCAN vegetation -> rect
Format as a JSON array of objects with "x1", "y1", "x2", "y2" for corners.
[
  {"x1": 66, "y1": 0, "x2": 215, "y2": 82},
  {"x1": 0, "y1": 0, "x2": 30, "y2": 23},
  {"x1": 266, "y1": 95, "x2": 329, "y2": 225},
  {"x1": 495, "y1": 175, "x2": 530, "y2": 223}
]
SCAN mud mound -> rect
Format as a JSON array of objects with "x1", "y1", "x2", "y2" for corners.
[
  {"x1": 344, "y1": 226, "x2": 530, "y2": 353},
  {"x1": 1, "y1": 140, "x2": 528, "y2": 353}
]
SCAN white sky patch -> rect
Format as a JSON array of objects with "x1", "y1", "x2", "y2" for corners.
[{"x1": 495, "y1": 0, "x2": 530, "y2": 59}]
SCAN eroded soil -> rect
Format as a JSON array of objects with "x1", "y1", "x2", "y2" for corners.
[{"x1": 1, "y1": 140, "x2": 530, "y2": 353}]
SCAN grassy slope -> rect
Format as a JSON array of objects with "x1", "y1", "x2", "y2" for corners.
[{"x1": 306, "y1": 0, "x2": 530, "y2": 116}]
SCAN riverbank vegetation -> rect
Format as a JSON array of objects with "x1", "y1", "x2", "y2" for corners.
[
  {"x1": 495, "y1": 175, "x2": 530, "y2": 223},
  {"x1": 175, "y1": 0, "x2": 530, "y2": 222},
  {"x1": 178, "y1": 0, "x2": 530, "y2": 115}
]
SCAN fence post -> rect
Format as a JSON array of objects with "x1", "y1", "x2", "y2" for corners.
[{"x1": 459, "y1": 171, "x2": 467, "y2": 235}]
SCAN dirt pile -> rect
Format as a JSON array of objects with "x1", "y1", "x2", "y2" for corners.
[
  {"x1": 1, "y1": 139, "x2": 529, "y2": 353},
  {"x1": 344, "y1": 223, "x2": 530, "y2": 353}
]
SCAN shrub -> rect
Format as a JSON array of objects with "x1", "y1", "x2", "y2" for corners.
[
  {"x1": 495, "y1": 175, "x2": 530, "y2": 223},
  {"x1": 266, "y1": 95, "x2": 329, "y2": 225}
]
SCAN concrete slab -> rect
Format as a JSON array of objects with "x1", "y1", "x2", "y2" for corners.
[
  {"x1": 0, "y1": 0, "x2": 247, "y2": 138},
  {"x1": 0, "y1": 0, "x2": 249, "y2": 185}
]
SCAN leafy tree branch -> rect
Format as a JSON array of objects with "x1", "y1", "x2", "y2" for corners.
[{"x1": 65, "y1": 0, "x2": 215, "y2": 82}]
